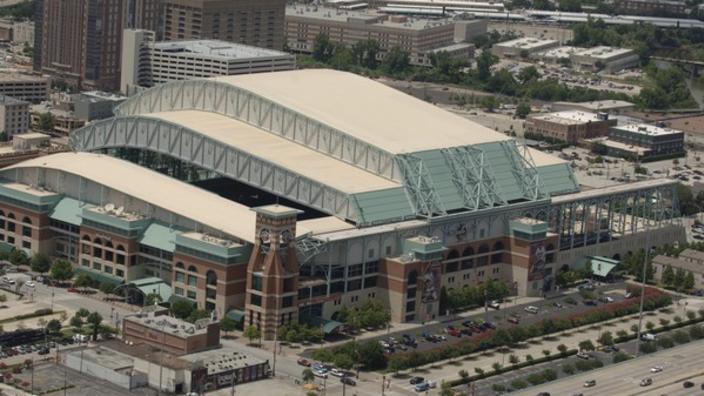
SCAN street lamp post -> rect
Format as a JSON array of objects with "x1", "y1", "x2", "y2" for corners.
[{"x1": 634, "y1": 208, "x2": 654, "y2": 357}]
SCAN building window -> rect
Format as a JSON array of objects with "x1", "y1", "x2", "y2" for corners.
[
  {"x1": 105, "y1": 250, "x2": 114, "y2": 262},
  {"x1": 187, "y1": 274, "x2": 197, "y2": 287},
  {"x1": 408, "y1": 270, "x2": 418, "y2": 285},
  {"x1": 251, "y1": 275, "x2": 262, "y2": 291},
  {"x1": 7, "y1": 222, "x2": 15, "y2": 233},
  {"x1": 405, "y1": 300, "x2": 415, "y2": 312},
  {"x1": 406, "y1": 287, "x2": 416, "y2": 299},
  {"x1": 282, "y1": 296, "x2": 293, "y2": 308},
  {"x1": 93, "y1": 262, "x2": 101, "y2": 271},
  {"x1": 347, "y1": 279, "x2": 362, "y2": 291},
  {"x1": 116, "y1": 269, "x2": 124, "y2": 277},
  {"x1": 116, "y1": 254, "x2": 125, "y2": 265},
  {"x1": 22, "y1": 226, "x2": 31, "y2": 238},
  {"x1": 250, "y1": 294, "x2": 262, "y2": 306},
  {"x1": 21, "y1": 240, "x2": 30, "y2": 249},
  {"x1": 7, "y1": 236, "x2": 13, "y2": 244},
  {"x1": 187, "y1": 290, "x2": 197, "y2": 300},
  {"x1": 347, "y1": 264, "x2": 363, "y2": 277},
  {"x1": 174, "y1": 287, "x2": 184, "y2": 296},
  {"x1": 364, "y1": 260, "x2": 378, "y2": 274},
  {"x1": 364, "y1": 276, "x2": 377, "y2": 288},
  {"x1": 206, "y1": 287, "x2": 216, "y2": 299},
  {"x1": 104, "y1": 266, "x2": 113, "y2": 274},
  {"x1": 385, "y1": 245, "x2": 392, "y2": 255},
  {"x1": 93, "y1": 247, "x2": 102, "y2": 259},
  {"x1": 175, "y1": 271, "x2": 185, "y2": 283},
  {"x1": 82, "y1": 259, "x2": 90, "y2": 267},
  {"x1": 491, "y1": 242, "x2": 504, "y2": 264}
]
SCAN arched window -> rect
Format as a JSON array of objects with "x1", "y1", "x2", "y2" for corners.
[
  {"x1": 546, "y1": 244, "x2": 555, "y2": 263},
  {"x1": 461, "y1": 247, "x2": 474, "y2": 270},
  {"x1": 206, "y1": 270, "x2": 217, "y2": 286},
  {"x1": 188, "y1": 265, "x2": 198, "y2": 273},
  {"x1": 491, "y1": 241, "x2": 504, "y2": 264},
  {"x1": 21, "y1": 217, "x2": 31, "y2": 225},
  {"x1": 82, "y1": 235, "x2": 91, "y2": 241},
  {"x1": 175, "y1": 262, "x2": 185, "y2": 269},
  {"x1": 408, "y1": 270, "x2": 418, "y2": 286},
  {"x1": 105, "y1": 241, "x2": 113, "y2": 249},
  {"x1": 477, "y1": 244, "x2": 490, "y2": 266},
  {"x1": 21, "y1": 217, "x2": 32, "y2": 237},
  {"x1": 0, "y1": 210, "x2": 4, "y2": 217},
  {"x1": 0, "y1": 210, "x2": 5, "y2": 229},
  {"x1": 7, "y1": 213, "x2": 15, "y2": 220},
  {"x1": 6, "y1": 213, "x2": 14, "y2": 233},
  {"x1": 445, "y1": 250, "x2": 459, "y2": 273},
  {"x1": 93, "y1": 238, "x2": 103, "y2": 245}
]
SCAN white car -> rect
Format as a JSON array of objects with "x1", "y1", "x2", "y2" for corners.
[
  {"x1": 313, "y1": 370, "x2": 328, "y2": 379},
  {"x1": 489, "y1": 300, "x2": 501, "y2": 309},
  {"x1": 641, "y1": 333, "x2": 657, "y2": 342},
  {"x1": 524, "y1": 305, "x2": 539, "y2": 314},
  {"x1": 650, "y1": 365, "x2": 663, "y2": 373},
  {"x1": 24, "y1": 281, "x2": 35, "y2": 288},
  {"x1": 330, "y1": 368, "x2": 344, "y2": 377}
]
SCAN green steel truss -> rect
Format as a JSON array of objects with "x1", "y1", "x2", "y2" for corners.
[
  {"x1": 441, "y1": 146, "x2": 507, "y2": 210},
  {"x1": 395, "y1": 154, "x2": 447, "y2": 218},
  {"x1": 501, "y1": 141, "x2": 544, "y2": 201}
]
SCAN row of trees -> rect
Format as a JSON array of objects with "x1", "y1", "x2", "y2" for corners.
[
  {"x1": 311, "y1": 339, "x2": 387, "y2": 371},
  {"x1": 661, "y1": 264, "x2": 696, "y2": 291},
  {"x1": 443, "y1": 279, "x2": 511, "y2": 312},
  {"x1": 276, "y1": 322, "x2": 322, "y2": 344},
  {"x1": 336, "y1": 300, "x2": 391, "y2": 331},
  {"x1": 69, "y1": 308, "x2": 111, "y2": 341}
]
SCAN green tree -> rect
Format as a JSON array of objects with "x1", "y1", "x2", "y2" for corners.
[
  {"x1": 480, "y1": 95, "x2": 498, "y2": 112},
  {"x1": 144, "y1": 292, "x2": 162, "y2": 306},
  {"x1": 99, "y1": 282, "x2": 115, "y2": 295},
  {"x1": 219, "y1": 317, "x2": 237, "y2": 336},
  {"x1": 187, "y1": 309, "x2": 210, "y2": 323},
  {"x1": 73, "y1": 273, "x2": 93, "y2": 289},
  {"x1": 380, "y1": 46, "x2": 411, "y2": 76},
  {"x1": 46, "y1": 319, "x2": 61, "y2": 334},
  {"x1": 8, "y1": 249, "x2": 28, "y2": 266},
  {"x1": 30, "y1": 253, "x2": 51, "y2": 274},
  {"x1": 302, "y1": 368, "x2": 314, "y2": 383},
  {"x1": 170, "y1": 299, "x2": 195, "y2": 320},
  {"x1": 77, "y1": 308, "x2": 90, "y2": 318},
  {"x1": 244, "y1": 325, "x2": 261, "y2": 346},
  {"x1": 69, "y1": 315, "x2": 83, "y2": 330},
  {"x1": 50, "y1": 259, "x2": 74, "y2": 281},
  {"x1": 674, "y1": 267, "x2": 686, "y2": 289},
  {"x1": 37, "y1": 113, "x2": 55, "y2": 131},
  {"x1": 557, "y1": 344, "x2": 568, "y2": 355},
  {"x1": 476, "y1": 50, "x2": 497, "y2": 81},
  {"x1": 684, "y1": 271, "x2": 695, "y2": 290},
  {"x1": 578, "y1": 340, "x2": 595, "y2": 351},
  {"x1": 312, "y1": 33, "x2": 334, "y2": 62},
  {"x1": 518, "y1": 66, "x2": 540, "y2": 84},
  {"x1": 598, "y1": 331, "x2": 614, "y2": 346},
  {"x1": 334, "y1": 353, "x2": 354, "y2": 370},
  {"x1": 515, "y1": 101, "x2": 531, "y2": 119},
  {"x1": 357, "y1": 340, "x2": 386, "y2": 370},
  {"x1": 662, "y1": 264, "x2": 675, "y2": 286},
  {"x1": 86, "y1": 312, "x2": 103, "y2": 341}
]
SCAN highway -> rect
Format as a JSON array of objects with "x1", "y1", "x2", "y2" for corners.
[{"x1": 515, "y1": 340, "x2": 704, "y2": 396}]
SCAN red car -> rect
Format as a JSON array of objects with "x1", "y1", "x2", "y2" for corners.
[
  {"x1": 445, "y1": 326, "x2": 462, "y2": 337},
  {"x1": 297, "y1": 358, "x2": 312, "y2": 367}
]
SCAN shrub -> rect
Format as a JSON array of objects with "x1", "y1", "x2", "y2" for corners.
[
  {"x1": 492, "y1": 384, "x2": 506, "y2": 392},
  {"x1": 543, "y1": 369, "x2": 557, "y2": 381},
  {"x1": 687, "y1": 311, "x2": 696, "y2": 321},
  {"x1": 511, "y1": 379, "x2": 528, "y2": 389},
  {"x1": 673, "y1": 330, "x2": 690, "y2": 344},
  {"x1": 562, "y1": 363, "x2": 575, "y2": 374},
  {"x1": 613, "y1": 352, "x2": 631, "y2": 363},
  {"x1": 659, "y1": 318, "x2": 670, "y2": 327},
  {"x1": 690, "y1": 324, "x2": 704, "y2": 340},
  {"x1": 525, "y1": 354, "x2": 534, "y2": 362},
  {"x1": 526, "y1": 373, "x2": 546, "y2": 385},
  {"x1": 509, "y1": 354, "x2": 519, "y2": 364},
  {"x1": 657, "y1": 336, "x2": 674, "y2": 349},
  {"x1": 458, "y1": 369, "x2": 469, "y2": 379},
  {"x1": 640, "y1": 342, "x2": 657, "y2": 354}
]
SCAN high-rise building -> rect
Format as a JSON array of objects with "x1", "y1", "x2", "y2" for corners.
[
  {"x1": 163, "y1": 0, "x2": 286, "y2": 50},
  {"x1": 34, "y1": 0, "x2": 162, "y2": 92}
]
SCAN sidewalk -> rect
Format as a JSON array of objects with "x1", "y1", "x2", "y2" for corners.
[{"x1": 384, "y1": 297, "x2": 704, "y2": 394}]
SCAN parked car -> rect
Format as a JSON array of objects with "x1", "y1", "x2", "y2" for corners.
[
  {"x1": 576, "y1": 351, "x2": 590, "y2": 360},
  {"x1": 24, "y1": 281, "x2": 35, "y2": 288},
  {"x1": 683, "y1": 381, "x2": 695, "y2": 388},
  {"x1": 313, "y1": 370, "x2": 328, "y2": 379},
  {"x1": 640, "y1": 378, "x2": 652, "y2": 387},
  {"x1": 297, "y1": 358, "x2": 311, "y2": 367},
  {"x1": 409, "y1": 376, "x2": 425, "y2": 385},
  {"x1": 603, "y1": 345, "x2": 619, "y2": 353},
  {"x1": 489, "y1": 300, "x2": 501, "y2": 309},
  {"x1": 650, "y1": 365, "x2": 663, "y2": 373},
  {"x1": 552, "y1": 302, "x2": 563, "y2": 309},
  {"x1": 330, "y1": 368, "x2": 345, "y2": 377},
  {"x1": 524, "y1": 306, "x2": 539, "y2": 314},
  {"x1": 508, "y1": 314, "x2": 520, "y2": 324},
  {"x1": 341, "y1": 377, "x2": 356, "y2": 386},
  {"x1": 414, "y1": 382, "x2": 430, "y2": 392},
  {"x1": 583, "y1": 379, "x2": 596, "y2": 388},
  {"x1": 641, "y1": 333, "x2": 657, "y2": 342}
]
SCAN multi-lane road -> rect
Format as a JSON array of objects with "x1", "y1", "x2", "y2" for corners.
[{"x1": 515, "y1": 340, "x2": 704, "y2": 396}]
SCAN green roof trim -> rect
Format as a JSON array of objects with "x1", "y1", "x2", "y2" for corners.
[
  {"x1": 537, "y1": 163, "x2": 580, "y2": 196},
  {"x1": 300, "y1": 315, "x2": 344, "y2": 335},
  {"x1": 579, "y1": 256, "x2": 618, "y2": 278},
  {"x1": 225, "y1": 309, "x2": 245, "y2": 323},
  {"x1": 49, "y1": 197, "x2": 84, "y2": 226},
  {"x1": 139, "y1": 222, "x2": 180, "y2": 253},
  {"x1": 74, "y1": 267, "x2": 124, "y2": 286},
  {"x1": 352, "y1": 188, "x2": 414, "y2": 225},
  {"x1": 133, "y1": 278, "x2": 172, "y2": 302}
]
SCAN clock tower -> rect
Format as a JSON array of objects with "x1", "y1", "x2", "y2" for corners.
[{"x1": 244, "y1": 204, "x2": 302, "y2": 340}]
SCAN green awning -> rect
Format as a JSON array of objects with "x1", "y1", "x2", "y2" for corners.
[
  {"x1": 225, "y1": 309, "x2": 245, "y2": 323},
  {"x1": 322, "y1": 320, "x2": 344, "y2": 335},
  {"x1": 582, "y1": 256, "x2": 618, "y2": 278},
  {"x1": 49, "y1": 197, "x2": 84, "y2": 226},
  {"x1": 74, "y1": 267, "x2": 124, "y2": 286},
  {"x1": 139, "y1": 222, "x2": 180, "y2": 253},
  {"x1": 301, "y1": 316, "x2": 345, "y2": 335},
  {"x1": 130, "y1": 277, "x2": 172, "y2": 302}
]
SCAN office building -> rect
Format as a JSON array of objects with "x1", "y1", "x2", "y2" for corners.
[
  {"x1": 616, "y1": 0, "x2": 688, "y2": 16},
  {"x1": 653, "y1": 249, "x2": 704, "y2": 290},
  {"x1": 491, "y1": 37, "x2": 559, "y2": 58},
  {"x1": 11, "y1": 21, "x2": 34, "y2": 45},
  {"x1": 603, "y1": 123, "x2": 685, "y2": 159},
  {"x1": 0, "y1": 74, "x2": 49, "y2": 104},
  {"x1": 285, "y1": 6, "x2": 482, "y2": 66},
  {"x1": 570, "y1": 46, "x2": 640, "y2": 73},
  {"x1": 120, "y1": 30, "x2": 295, "y2": 94},
  {"x1": 34, "y1": 0, "x2": 162, "y2": 91},
  {"x1": 2, "y1": 70, "x2": 684, "y2": 340},
  {"x1": 72, "y1": 91, "x2": 127, "y2": 122},
  {"x1": 0, "y1": 95, "x2": 29, "y2": 140},
  {"x1": 525, "y1": 111, "x2": 617, "y2": 144},
  {"x1": 163, "y1": 0, "x2": 286, "y2": 50},
  {"x1": 122, "y1": 309, "x2": 220, "y2": 355}
]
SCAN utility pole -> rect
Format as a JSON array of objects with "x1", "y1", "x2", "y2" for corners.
[
  {"x1": 381, "y1": 375, "x2": 386, "y2": 396},
  {"x1": 635, "y1": 210, "x2": 653, "y2": 357}
]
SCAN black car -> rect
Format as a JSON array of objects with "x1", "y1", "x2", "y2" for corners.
[
  {"x1": 341, "y1": 377, "x2": 356, "y2": 386},
  {"x1": 410, "y1": 376, "x2": 425, "y2": 385},
  {"x1": 603, "y1": 345, "x2": 619, "y2": 353},
  {"x1": 683, "y1": 381, "x2": 695, "y2": 388}
]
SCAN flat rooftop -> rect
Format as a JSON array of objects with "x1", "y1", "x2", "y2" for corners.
[
  {"x1": 599, "y1": 138, "x2": 649, "y2": 155},
  {"x1": 614, "y1": 123, "x2": 683, "y2": 136},
  {"x1": 0, "y1": 94, "x2": 28, "y2": 105},
  {"x1": 537, "y1": 45, "x2": 580, "y2": 59},
  {"x1": 575, "y1": 46, "x2": 635, "y2": 60},
  {"x1": 2, "y1": 181, "x2": 56, "y2": 197},
  {"x1": 180, "y1": 231, "x2": 242, "y2": 249},
  {"x1": 557, "y1": 100, "x2": 634, "y2": 111},
  {"x1": 125, "y1": 313, "x2": 210, "y2": 337},
  {"x1": 286, "y1": 5, "x2": 454, "y2": 30},
  {"x1": 0, "y1": 73, "x2": 47, "y2": 83},
  {"x1": 495, "y1": 37, "x2": 558, "y2": 50},
  {"x1": 531, "y1": 110, "x2": 604, "y2": 125},
  {"x1": 74, "y1": 91, "x2": 127, "y2": 103},
  {"x1": 68, "y1": 347, "x2": 134, "y2": 372},
  {"x1": 180, "y1": 348, "x2": 267, "y2": 375},
  {"x1": 153, "y1": 39, "x2": 291, "y2": 60},
  {"x1": 551, "y1": 178, "x2": 675, "y2": 204}
]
